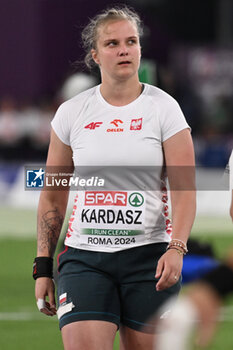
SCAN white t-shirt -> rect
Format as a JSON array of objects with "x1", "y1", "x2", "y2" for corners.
[{"x1": 51, "y1": 83, "x2": 190, "y2": 252}]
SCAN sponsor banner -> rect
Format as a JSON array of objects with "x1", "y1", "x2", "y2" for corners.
[
  {"x1": 83, "y1": 118, "x2": 143, "y2": 132},
  {"x1": 76, "y1": 190, "x2": 146, "y2": 248}
]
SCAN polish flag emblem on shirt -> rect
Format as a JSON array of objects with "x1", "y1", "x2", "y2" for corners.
[{"x1": 130, "y1": 118, "x2": 142, "y2": 130}]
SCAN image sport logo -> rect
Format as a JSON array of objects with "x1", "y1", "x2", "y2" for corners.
[{"x1": 26, "y1": 168, "x2": 45, "y2": 188}]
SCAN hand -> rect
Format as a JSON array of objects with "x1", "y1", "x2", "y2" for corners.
[
  {"x1": 155, "y1": 249, "x2": 183, "y2": 291},
  {"x1": 35, "y1": 277, "x2": 57, "y2": 316}
]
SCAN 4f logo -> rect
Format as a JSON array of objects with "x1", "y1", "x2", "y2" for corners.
[
  {"x1": 26, "y1": 168, "x2": 45, "y2": 188},
  {"x1": 130, "y1": 118, "x2": 142, "y2": 130},
  {"x1": 85, "y1": 122, "x2": 103, "y2": 130}
]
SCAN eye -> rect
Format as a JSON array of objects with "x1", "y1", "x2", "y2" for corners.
[
  {"x1": 106, "y1": 41, "x2": 117, "y2": 47},
  {"x1": 128, "y1": 39, "x2": 137, "y2": 45}
]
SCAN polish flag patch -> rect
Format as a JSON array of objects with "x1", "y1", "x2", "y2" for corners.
[{"x1": 59, "y1": 293, "x2": 67, "y2": 305}]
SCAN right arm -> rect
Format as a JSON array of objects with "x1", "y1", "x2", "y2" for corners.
[{"x1": 35, "y1": 129, "x2": 73, "y2": 315}]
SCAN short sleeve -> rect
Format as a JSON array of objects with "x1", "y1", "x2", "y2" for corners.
[
  {"x1": 51, "y1": 103, "x2": 71, "y2": 146},
  {"x1": 159, "y1": 97, "x2": 190, "y2": 142}
]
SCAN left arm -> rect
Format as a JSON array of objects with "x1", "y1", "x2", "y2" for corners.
[{"x1": 156, "y1": 129, "x2": 196, "y2": 291}]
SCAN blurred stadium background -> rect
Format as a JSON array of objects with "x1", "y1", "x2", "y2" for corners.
[{"x1": 0, "y1": 0, "x2": 232, "y2": 349}]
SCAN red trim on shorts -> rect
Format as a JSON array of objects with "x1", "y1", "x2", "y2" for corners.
[{"x1": 57, "y1": 245, "x2": 68, "y2": 272}]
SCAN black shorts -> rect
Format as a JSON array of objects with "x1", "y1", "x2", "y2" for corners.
[{"x1": 56, "y1": 243, "x2": 181, "y2": 333}]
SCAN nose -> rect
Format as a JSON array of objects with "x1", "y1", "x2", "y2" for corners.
[{"x1": 118, "y1": 44, "x2": 129, "y2": 56}]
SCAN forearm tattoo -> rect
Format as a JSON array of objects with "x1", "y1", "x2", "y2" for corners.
[{"x1": 38, "y1": 207, "x2": 64, "y2": 256}]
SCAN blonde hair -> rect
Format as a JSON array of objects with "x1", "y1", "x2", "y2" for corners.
[{"x1": 81, "y1": 5, "x2": 143, "y2": 69}]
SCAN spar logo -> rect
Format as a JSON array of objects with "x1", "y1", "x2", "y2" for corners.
[
  {"x1": 107, "y1": 119, "x2": 124, "y2": 132},
  {"x1": 85, "y1": 191, "x2": 127, "y2": 206},
  {"x1": 130, "y1": 118, "x2": 142, "y2": 130},
  {"x1": 84, "y1": 191, "x2": 144, "y2": 207},
  {"x1": 129, "y1": 192, "x2": 144, "y2": 207}
]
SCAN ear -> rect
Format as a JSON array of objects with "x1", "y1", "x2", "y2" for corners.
[{"x1": 91, "y1": 49, "x2": 100, "y2": 65}]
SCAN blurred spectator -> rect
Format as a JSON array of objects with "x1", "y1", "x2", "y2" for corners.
[
  {"x1": 205, "y1": 96, "x2": 232, "y2": 133},
  {"x1": 0, "y1": 73, "x2": 97, "y2": 162},
  {"x1": 158, "y1": 65, "x2": 203, "y2": 136},
  {"x1": 0, "y1": 97, "x2": 53, "y2": 162},
  {"x1": 197, "y1": 127, "x2": 230, "y2": 168},
  {"x1": 0, "y1": 97, "x2": 21, "y2": 144}
]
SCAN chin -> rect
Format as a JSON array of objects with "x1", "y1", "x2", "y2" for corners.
[{"x1": 116, "y1": 69, "x2": 137, "y2": 80}]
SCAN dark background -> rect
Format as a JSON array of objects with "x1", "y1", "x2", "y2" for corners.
[
  {"x1": 0, "y1": 0, "x2": 232, "y2": 165},
  {"x1": 1, "y1": 0, "x2": 230, "y2": 100}
]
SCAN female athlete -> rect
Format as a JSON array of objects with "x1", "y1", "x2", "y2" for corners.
[{"x1": 34, "y1": 6, "x2": 196, "y2": 350}]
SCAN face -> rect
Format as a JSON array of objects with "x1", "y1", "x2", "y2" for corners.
[{"x1": 91, "y1": 19, "x2": 141, "y2": 82}]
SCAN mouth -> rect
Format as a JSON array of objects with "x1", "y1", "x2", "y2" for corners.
[{"x1": 118, "y1": 61, "x2": 131, "y2": 65}]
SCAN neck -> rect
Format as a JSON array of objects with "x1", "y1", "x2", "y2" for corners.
[{"x1": 100, "y1": 76, "x2": 142, "y2": 106}]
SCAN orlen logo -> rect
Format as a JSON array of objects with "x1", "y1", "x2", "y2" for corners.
[
  {"x1": 107, "y1": 119, "x2": 124, "y2": 132},
  {"x1": 130, "y1": 118, "x2": 142, "y2": 130},
  {"x1": 111, "y1": 119, "x2": 123, "y2": 127},
  {"x1": 85, "y1": 122, "x2": 103, "y2": 130},
  {"x1": 85, "y1": 191, "x2": 127, "y2": 206}
]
